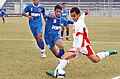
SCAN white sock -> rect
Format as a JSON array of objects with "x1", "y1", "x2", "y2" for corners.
[
  {"x1": 56, "y1": 59, "x2": 67, "y2": 70},
  {"x1": 41, "y1": 49, "x2": 45, "y2": 53},
  {"x1": 96, "y1": 52, "x2": 109, "y2": 60},
  {"x1": 66, "y1": 36, "x2": 69, "y2": 38}
]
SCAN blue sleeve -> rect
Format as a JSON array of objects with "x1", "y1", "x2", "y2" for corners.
[
  {"x1": 4, "y1": 8, "x2": 6, "y2": 11},
  {"x1": 44, "y1": 14, "x2": 50, "y2": 19},
  {"x1": 60, "y1": 17, "x2": 74, "y2": 24},
  {"x1": 41, "y1": 6, "x2": 45, "y2": 16},
  {"x1": 23, "y1": 5, "x2": 30, "y2": 13},
  {"x1": 67, "y1": 20, "x2": 74, "y2": 24},
  {"x1": 60, "y1": 17, "x2": 67, "y2": 22}
]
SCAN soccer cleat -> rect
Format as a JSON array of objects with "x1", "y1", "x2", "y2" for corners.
[
  {"x1": 46, "y1": 70, "x2": 56, "y2": 77},
  {"x1": 105, "y1": 50, "x2": 118, "y2": 55},
  {"x1": 66, "y1": 37, "x2": 70, "y2": 41}
]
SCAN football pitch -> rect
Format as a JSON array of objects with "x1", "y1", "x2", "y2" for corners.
[{"x1": 0, "y1": 17, "x2": 120, "y2": 79}]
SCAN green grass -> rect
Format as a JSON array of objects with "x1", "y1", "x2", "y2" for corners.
[{"x1": 0, "y1": 17, "x2": 120, "y2": 79}]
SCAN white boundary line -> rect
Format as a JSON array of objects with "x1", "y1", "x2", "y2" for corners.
[
  {"x1": 112, "y1": 76, "x2": 120, "y2": 79},
  {"x1": 0, "y1": 38, "x2": 120, "y2": 44}
]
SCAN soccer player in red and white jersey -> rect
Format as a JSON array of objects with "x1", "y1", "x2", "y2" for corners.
[{"x1": 46, "y1": 7, "x2": 118, "y2": 78}]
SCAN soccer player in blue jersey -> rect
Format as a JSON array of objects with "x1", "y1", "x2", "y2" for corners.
[
  {"x1": 61, "y1": 3, "x2": 71, "y2": 41},
  {"x1": 44, "y1": 5, "x2": 73, "y2": 59},
  {"x1": 22, "y1": 0, "x2": 46, "y2": 58},
  {"x1": 0, "y1": 5, "x2": 6, "y2": 23}
]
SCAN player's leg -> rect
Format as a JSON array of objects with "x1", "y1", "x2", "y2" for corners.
[
  {"x1": 55, "y1": 38, "x2": 65, "y2": 58},
  {"x1": 84, "y1": 45, "x2": 118, "y2": 63},
  {"x1": 61, "y1": 26, "x2": 64, "y2": 40},
  {"x1": 35, "y1": 33, "x2": 46, "y2": 58},
  {"x1": 44, "y1": 34, "x2": 59, "y2": 57},
  {"x1": 2, "y1": 17, "x2": 5, "y2": 23},
  {"x1": 30, "y1": 25, "x2": 46, "y2": 58},
  {"x1": 46, "y1": 51, "x2": 76, "y2": 77},
  {"x1": 55, "y1": 52, "x2": 76, "y2": 70},
  {"x1": 50, "y1": 46, "x2": 60, "y2": 57},
  {"x1": 65, "y1": 25, "x2": 70, "y2": 41}
]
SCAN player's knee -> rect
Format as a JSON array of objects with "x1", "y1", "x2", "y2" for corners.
[
  {"x1": 37, "y1": 36, "x2": 43, "y2": 42},
  {"x1": 61, "y1": 55, "x2": 68, "y2": 60},
  {"x1": 61, "y1": 27, "x2": 64, "y2": 30},
  {"x1": 59, "y1": 46, "x2": 64, "y2": 50},
  {"x1": 66, "y1": 27, "x2": 69, "y2": 30},
  {"x1": 92, "y1": 59, "x2": 100, "y2": 63}
]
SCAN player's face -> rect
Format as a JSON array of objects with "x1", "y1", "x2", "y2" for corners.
[
  {"x1": 2, "y1": 6, "x2": 4, "y2": 8},
  {"x1": 33, "y1": 0, "x2": 39, "y2": 6},
  {"x1": 70, "y1": 12, "x2": 80, "y2": 22},
  {"x1": 55, "y1": 9, "x2": 62, "y2": 18},
  {"x1": 62, "y1": 4, "x2": 66, "y2": 8}
]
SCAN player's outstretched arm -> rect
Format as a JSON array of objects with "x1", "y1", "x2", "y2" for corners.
[
  {"x1": 44, "y1": 14, "x2": 50, "y2": 18},
  {"x1": 67, "y1": 20, "x2": 74, "y2": 24}
]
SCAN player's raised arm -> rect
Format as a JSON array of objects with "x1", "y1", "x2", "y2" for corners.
[{"x1": 84, "y1": 9, "x2": 89, "y2": 15}]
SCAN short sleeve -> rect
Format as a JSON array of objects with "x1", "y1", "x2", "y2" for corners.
[
  {"x1": 41, "y1": 6, "x2": 45, "y2": 16},
  {"x1": 23, "y1": 5, "x2": 30, "y2": 13},
  {"x1": 80, "y1": 12, "x2": 85, "y2": 20}
]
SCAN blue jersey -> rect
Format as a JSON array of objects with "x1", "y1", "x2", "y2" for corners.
[
  {"x1": 0, "y1": 8, "x2": 6, "y2": 17},
  {"x1": 44, "y1": 14, "x2": 74, "y2": 48},
  {"x1": 44, "y1": 14, "x2": 61, "y2": 36},
  {"x1": 23, "y1": 4, "x2": 45, "y2": 26},
  {"x1": 44, "y1": 14, "x2": 74, "y2": 36},
  {"x1": 61, "y1": 8, "x2": 68, "y2": 19}
]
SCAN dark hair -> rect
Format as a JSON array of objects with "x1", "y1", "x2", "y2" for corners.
[
  {"x1": 62, "y1": 3, "x2": 66, "y2": 5},
  {"x1": 70, "y1": 7, "x2": 80, "y2": 15},
  {"x1": 54, "y1": 5, "x2": 62, "y2": 11}
]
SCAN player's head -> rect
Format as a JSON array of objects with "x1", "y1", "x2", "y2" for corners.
[
  {"x1": 2, "y1": 5, "x2": 4, "y2": 8},
  {"x1": 54, "y1": 5, "x2": 62, "y2": 18},
  {"x1": 33, "y1": 0, "x2": 39, "y2": 6},
  {"x1": 70, "y1": 7, "x2": 80, "y2": 22},
  {"x1": 62, "y1": 3, "x2": 67, "y2": 8}
]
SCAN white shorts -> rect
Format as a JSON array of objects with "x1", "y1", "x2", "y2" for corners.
[{"x1": 67, "y1": 45, "x2": 95, "y2": 57}]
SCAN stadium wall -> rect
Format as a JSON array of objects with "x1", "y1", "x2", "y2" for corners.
[{"x1": 3, "y1": 1, "x2": 120, "y2": 17}]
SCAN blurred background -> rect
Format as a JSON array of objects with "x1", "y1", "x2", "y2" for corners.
[{"x1": 3, "y1": 0, "x2": 120, "y2": 17}]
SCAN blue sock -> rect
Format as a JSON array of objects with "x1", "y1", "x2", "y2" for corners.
[
  {"x1": 37, "y1": 41, "x2": 44, "y2": 50},
  {"x1": 61, "y1": 31, "x2": 64, "y2": 37},
  {"x1": 57, "y1": 49, "x2": 65, "y2": 58},
  {"x1": 66, "y1": 30, "x2": 69, "y2": 37}
]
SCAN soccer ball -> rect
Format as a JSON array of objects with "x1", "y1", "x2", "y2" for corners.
[{"x1": 56, "y1": 69, "x2": 66, "y2": 79}]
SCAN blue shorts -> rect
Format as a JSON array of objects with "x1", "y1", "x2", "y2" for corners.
[
  {"x1": 1, "y1": 13, "x2": 5, "y2": 17},
  {"x1": 30, "y1": 25, "x2": 42, "y2": 36},
  {"x1": 44, "y1": 34, "x2": 61, "y2": 49},
  {"x1": 61, "y1": 21, "x2": 68, "y2": 27}
]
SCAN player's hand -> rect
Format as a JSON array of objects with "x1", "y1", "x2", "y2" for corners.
[
  {"x1": 84, "y1": 9, "x2": 89, "y2": 15},
  {"x1": 27, "y1": 16, "x2": 33, "y2": 19}
]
